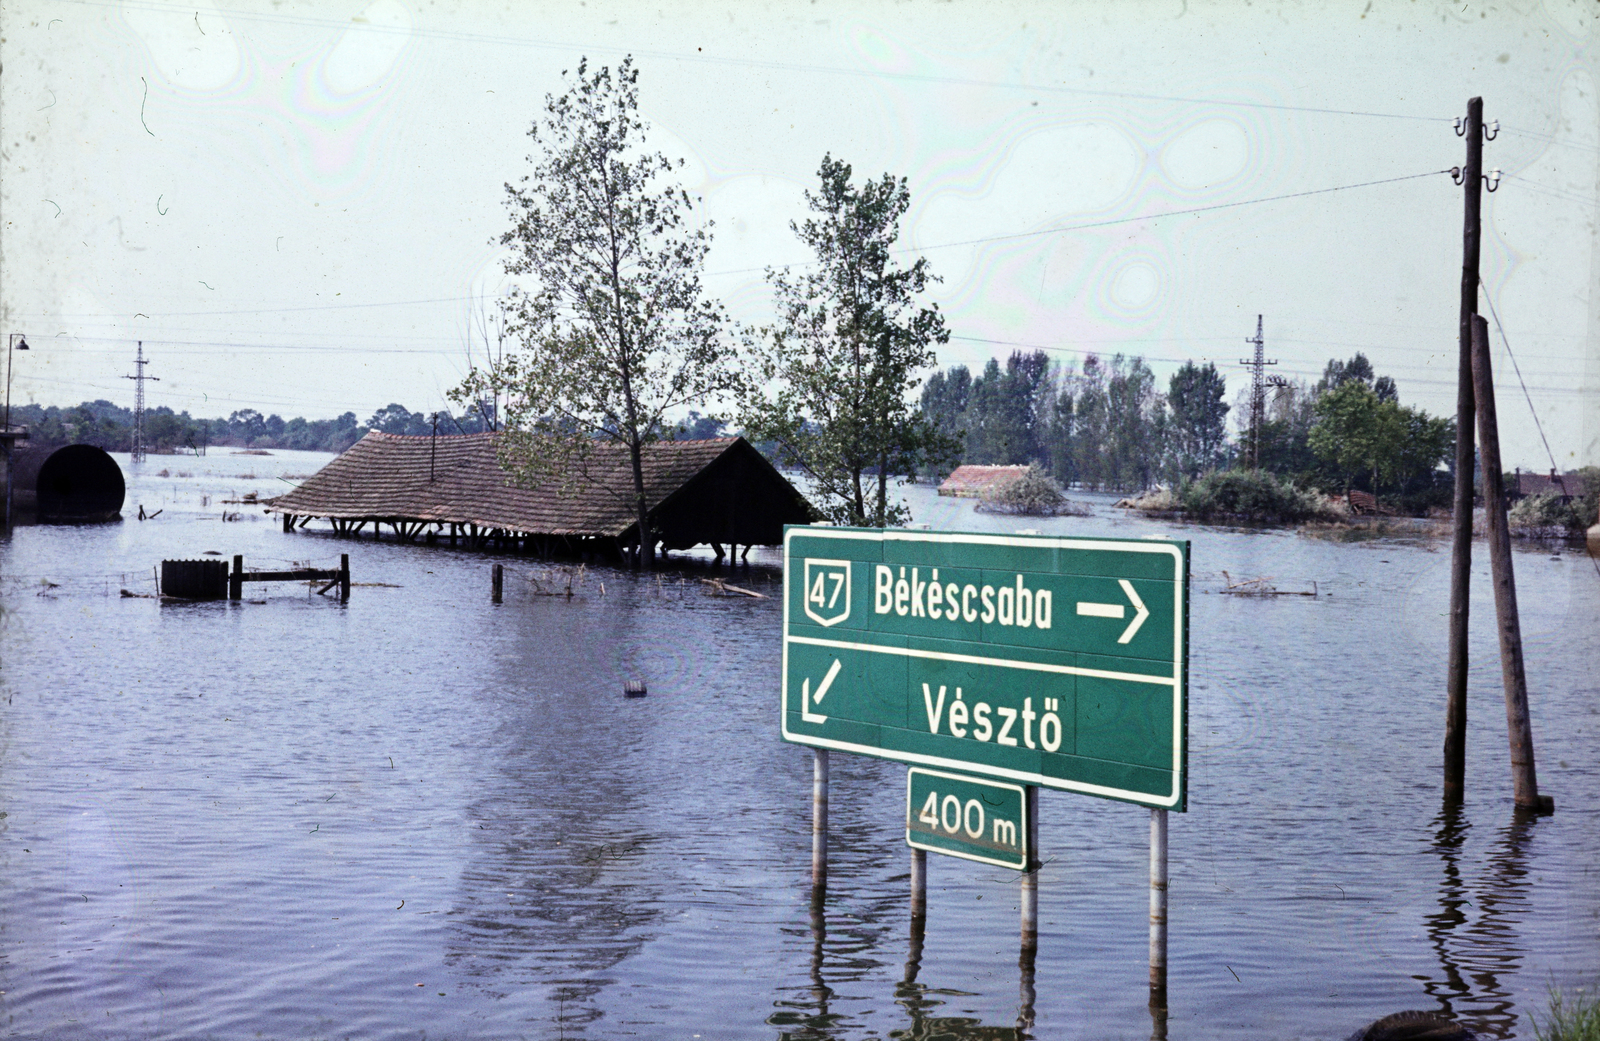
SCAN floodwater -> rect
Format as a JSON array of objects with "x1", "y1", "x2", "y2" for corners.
[{"x1": 1, "y1": 449, "x2": 1596, "y2": 1041}]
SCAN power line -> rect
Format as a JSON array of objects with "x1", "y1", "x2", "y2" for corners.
[
  {"x1": 1478, "y1": 277, "x2": 1565, "y2": 481},
  {"x1": 900, "y1": 170, "x2": 1455, "y2": 255},
  {"x1": 85, "y1": 0, "x2": 1450, "y2": 125},
  {"x1": 19, "y1": 170, "x2": 1457, "y2": 322}
]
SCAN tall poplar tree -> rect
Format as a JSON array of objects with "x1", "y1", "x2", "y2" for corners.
[
  {"x1": 741, "y1": 155, "x2": 952, "y2": 526},
  {"x1": 451, "y1": 57, "x2": 738, "y2": 568}
]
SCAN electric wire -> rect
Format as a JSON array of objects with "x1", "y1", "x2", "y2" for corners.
[
  {"x1": 1477, "y1": 275, "x2": 1599, "y2": 581},
  {"x1": 75, "y1": 0, "x2": 1452, "y2": 125}
]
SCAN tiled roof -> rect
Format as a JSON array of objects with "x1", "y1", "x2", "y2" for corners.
[
  {"x1": 1509, "y1": 470, "x2": 1592, "y2": 500},
  {"x1": 264, "y1": 432, "x2": 753, "y2": 538},
  {"x1": 937, "y1": 464, "x2": 1029, "y2": 498}
]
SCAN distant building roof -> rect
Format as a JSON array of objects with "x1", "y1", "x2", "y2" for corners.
[
  {"x1": 1508, "y1": 469, "x2": 1592, "y2": 500},
  {"x1": 264, "y1": 431, "x2": 816, "y2": 547},
  {"x1": 938, "y1": 464, "x2": 1029, "y2": 498}
]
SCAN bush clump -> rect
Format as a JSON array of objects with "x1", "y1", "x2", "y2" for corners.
[
  {"x1": 1510, "y1": 470, "x2": 1600, "y2": 537},
  {"x1": 976, "y1": 464, "x2": 1090, "y2": 517},
  {"x1": 1175, "y1": 469, "x2": 1336, "y2": 524}
]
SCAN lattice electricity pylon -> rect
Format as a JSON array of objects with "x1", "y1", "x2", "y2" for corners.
[
  {"x1": 123, "y1": 342, "x2": 160, "y2": 463},
  {"x1": 1238, "y1": 315, "x2": 1277, "y2": 469}
]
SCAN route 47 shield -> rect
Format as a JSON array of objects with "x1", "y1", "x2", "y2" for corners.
[{"x1": 802, "y1": 558, "x2": 852, "y2": 627}]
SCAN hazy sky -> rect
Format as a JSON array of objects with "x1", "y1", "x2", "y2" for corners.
[{"x1": 2, "y1": 0, "x2": 1596, "y2": 469}]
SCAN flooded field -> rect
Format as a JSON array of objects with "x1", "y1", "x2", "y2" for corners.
[{"x1": 1, "y1": 449, "x2": 1596, "y2": 1040}]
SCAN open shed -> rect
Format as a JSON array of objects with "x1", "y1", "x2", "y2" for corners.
[{"x1": 264, "y1": 432, "x2": 818, "y2": 560}]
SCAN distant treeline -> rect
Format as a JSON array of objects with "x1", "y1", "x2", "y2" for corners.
[
  {"x1": 921, "y1": 349, "x2": 1456, "y2": 512},
  {"x1": 9, "y1": 401, "x2": 729, "y2": 456}
]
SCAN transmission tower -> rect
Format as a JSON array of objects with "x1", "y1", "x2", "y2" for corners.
[
  {"x1": 1238, "y1": 315, "x2": 1277, "y2": 469},
  {"x1": 123, "y1": 342, "x2": 159, "y2": 463}
]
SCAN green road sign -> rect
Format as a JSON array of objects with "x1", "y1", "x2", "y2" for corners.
[
  {"x1": 907, "y1": 768, "x2": 1029, "y2": 869},
  {"x1": 782, "y1": 527, "x2": 1189, "y2": 810}
]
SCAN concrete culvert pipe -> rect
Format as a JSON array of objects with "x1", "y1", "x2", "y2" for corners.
[{"x1": 35, "y1": 445, "x2": 126, "y2": 523}]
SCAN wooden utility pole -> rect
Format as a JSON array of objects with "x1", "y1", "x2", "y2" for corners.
[
  {"x1": 1444, "y1": 97, "x2": 1483, "y2": 801},
  {"x1": 1470, "y1": 315, "x2": 1553, "y2": 814}
]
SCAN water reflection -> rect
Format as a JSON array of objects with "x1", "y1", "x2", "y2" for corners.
[
  {"x1": 890, "y1": 915, "x2": 1036, "y2": 1041},
  {"x1": 1417, "y1": 802, "x2": 1542, "y2": 1039}
]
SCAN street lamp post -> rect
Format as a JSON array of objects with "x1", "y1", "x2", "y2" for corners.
[{"x1": 4, "y1": 332, "x2": 31, "y2": 532}]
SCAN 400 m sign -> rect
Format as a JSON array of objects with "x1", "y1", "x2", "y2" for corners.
[{"x1": 782, "y1": 527, "x2": 1189, "y2": 810}]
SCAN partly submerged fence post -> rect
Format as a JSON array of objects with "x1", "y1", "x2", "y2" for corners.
[
  {"x1": 491, "y1": 563, "x2": 503, "y2": 603},
  {"x1": 230, "y1": 554, "x2": 243, "y2": 601},
  {"x1": 339, "y1": 554, "x2": 350, "y2": 601}
]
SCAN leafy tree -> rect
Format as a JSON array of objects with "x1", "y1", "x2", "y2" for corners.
[
  {"x1": 367, "y1": 403, "x2": 427, "y2": 436},
  {"x1": 450, "y1": 56, "x2": 738, "y2": 568},
  {"x1": 1044, "y1": 366, "x2": 1079, "y2": 488},
  {"x1": 673, "y1": 411, "x2": 726, "y2": 440},
  {"x1": 1254, "y1": 378, "x2": 1320, "y2": 479},
  {"x1": 1166, "y1": 362, "x2": 1230, "y2": 480},
  {"x1": 740, "y1": 155, "x2": 952, "y2": 527},
  {"x1": 1069, "y1": 355, "x2": 1111, "y2": 489},
  {"x1": 1101, "y1": 355, "x2": 1164, "y2": 491},
  {"x1": 918, "y1": 364, "x2": 971, "y2": 480},
  {"x1": 964, "y1": 351, "x2": 1050, "y2": 466}
]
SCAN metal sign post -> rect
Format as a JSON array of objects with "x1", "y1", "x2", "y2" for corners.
[{"x1": 784, "y1": 526, "x2": 1189, "y2": 1008}]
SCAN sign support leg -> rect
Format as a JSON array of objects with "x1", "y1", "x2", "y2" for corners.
[
  {"x1": 811, "y1": 749, "x2": 829, "y2": 890},
  {"x1": 1150, "y1": 807, "x2": 1168, "y2": 1003},
  {"x1": 1020, "y1": 785, "x2": 1039, "y2": 951},
  {"x1": 910, "y1": 847, "x2": 926, "y2": 921}
]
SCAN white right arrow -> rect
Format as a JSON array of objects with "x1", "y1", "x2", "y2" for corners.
[
  {"x1": 1075, "y1": 580, "x2": 1150, "y2": 644},
  {"x1": 1116, "y1": 579, "x2": 1149, "y2": 644}
]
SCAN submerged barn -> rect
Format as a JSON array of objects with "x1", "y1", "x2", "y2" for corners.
[
  {"x1": 265, "y1": 432, "x2": 817, "y2": 560},
  {"x1": 937, "y1": 464, "x2": 1028, "y2": 499}
]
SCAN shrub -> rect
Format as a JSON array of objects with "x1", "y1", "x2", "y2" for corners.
[
  {"x1": 1510, "y1": 468, "x2": 1600, "y2": 536},
  {"x1": 976, "y1": 464, "x2": 1090, "y2": 517},
  {"x1": 1176, "y1": 469, "x2": 1336, "y2": 524}
]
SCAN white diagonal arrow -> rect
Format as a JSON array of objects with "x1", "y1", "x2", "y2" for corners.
[
  {"x1": 1075, "y1": 580, "x2": 1150, "y2": 644},
  {"x1": 801, "y1": 658, "x2": 842, "y2": 723}
]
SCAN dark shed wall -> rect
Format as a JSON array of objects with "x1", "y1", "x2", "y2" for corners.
[{"x1": 652, "y1": 442, "x2": 815, "y2": 549}]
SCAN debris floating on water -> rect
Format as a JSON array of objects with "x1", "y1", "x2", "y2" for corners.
[{"x1": 1219, "y1": 571, "x2": 1318, "y2": 598}]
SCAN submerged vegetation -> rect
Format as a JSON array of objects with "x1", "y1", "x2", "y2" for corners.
[
  {"x1": 1533, "y1": 986, "x2": 1600, "y2": 1041},
  {"x1": 974, "y1": 464, "x2": 1090, "y2": 517},
  {"x1": 1175, "y1": 470, "x2": 1337, "y2": 524},
  {"x1": 1123, "y1": 470, "x2": 1337, "y2": 524},
  {"x1": 1509, "y1": 468, "x2": 1600, "y2": 537}
]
